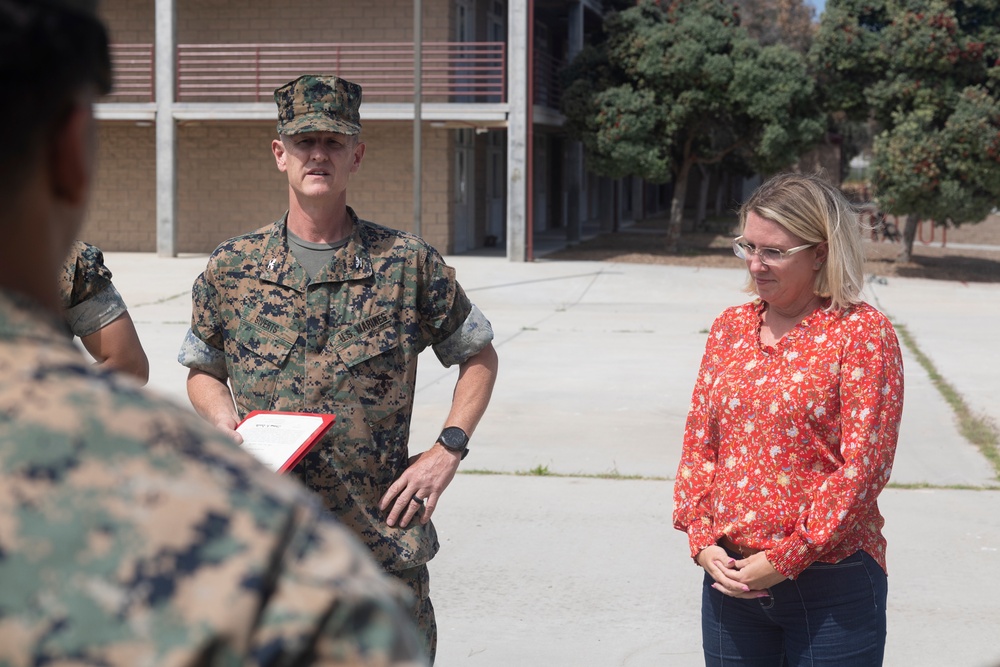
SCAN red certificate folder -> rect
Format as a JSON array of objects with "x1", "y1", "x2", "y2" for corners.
[{"x1": 235, "y1": 411, "x2": 336, "y2": 473}]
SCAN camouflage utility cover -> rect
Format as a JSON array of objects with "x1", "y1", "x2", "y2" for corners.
[
  {"x1": 275, "y1": 74, "x2": 362, "y2": 136},
  {"x1": 59, "y1": 239, "x2": 128, "y2": 337},
  {"x1": 179, "y1": 209, "x2": 491, "y2": 571},
  {"x1": 0, "y1": 289, "x2": 426, "y2": 665}
]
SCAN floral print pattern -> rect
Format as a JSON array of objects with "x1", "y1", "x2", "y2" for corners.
[{"x1": 673, "y1": 300, "x2": 904, "y2": 579}]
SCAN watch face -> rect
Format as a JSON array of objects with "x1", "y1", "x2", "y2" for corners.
[{"x1": 439, "y1": 426, "x2": 469, "y2": 451}]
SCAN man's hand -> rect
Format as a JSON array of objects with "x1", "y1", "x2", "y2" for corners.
[
  {"x1": 379, "y1": 444, "x2": 462, "y2": 528},
  {"x1": 379, "y1": 341, "x2": 497, "y2": 529},
  {"x1": 187, "y1": 369, "x2": 242, "y2": 444}
]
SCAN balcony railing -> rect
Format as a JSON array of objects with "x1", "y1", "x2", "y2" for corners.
[
  {"x1": 533, "y1": 49, "x2": 563, "y2": 110},
  {"x1": 108, "y1": 43, "x2": 154, "y2": 102},
  {"x1": 176, "y1": 42, "x2": 506, "y2": 103},
  {"x1": 104, "y1": 41, "x2": 568, "y2": 110}
]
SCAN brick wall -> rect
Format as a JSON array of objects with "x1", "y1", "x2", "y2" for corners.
[
  {"x1": 100, "y1": 0, "x2": 153, "y2": 44},
  {"x1": 175, "y1": 123, "x2": 288, "y2": 253},
  {"x1": 351, "y1": 122, "x2": 453, "y2": 253},
  {"x1": 176, "y1": 0, "x2": 452, "y2": 43},
  {"x1": 84, "y1": 123, "x2": 157, "y2": 251},
  {"x1": 168, "y1": 121, "x2": 452, "y2": 254}
]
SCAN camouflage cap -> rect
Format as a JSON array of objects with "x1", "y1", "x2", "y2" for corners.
[{"x1": 274, "y1": 75, "x2": 363, "y2": 136}]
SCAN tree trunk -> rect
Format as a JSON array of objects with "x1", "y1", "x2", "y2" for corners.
[
  {"x1": 613, "y1": 179, "x2": 620, "y2": 233},
  {"x1": 666, "y1": 161, "x2": 691, "y2": 253},
  {"x1": 897, "y1": 213, "x2": 920, "y2": 262},
  {"x1": 714, "y1": 171, "x2": 727, "y2": 217},
  {"x1": 696, "y1": 164, "x2": 710, "y2": 230}
]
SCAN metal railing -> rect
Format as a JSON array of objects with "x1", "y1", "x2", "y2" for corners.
[
  {"x1": 175, "y1": 41, "x2": 507, "y2": 103},
  {"x1": 533, "y1": 49, "x2": 563, "y2": 110},
  {"x1": 108, "y1": 43, "x2": 155, "y2": 101},
  {"x1": 102, "y1": 41, "x2": 568, "y2": 110}
]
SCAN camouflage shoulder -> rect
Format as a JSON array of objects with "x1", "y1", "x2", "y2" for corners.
[
  {"x1": 356, "y1": 218, "x2": 443, "y2": 263},
  {"x1": 204, "y1": 220, "x2": 281, "y2": 271}
]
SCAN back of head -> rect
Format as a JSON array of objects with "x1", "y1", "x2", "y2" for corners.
[
  {"x1": 739, "y1": 172, "x2": 866, "y2": 310},
  {"x1": 0, "y1": 0, "x2": 111, "y2": 199}
]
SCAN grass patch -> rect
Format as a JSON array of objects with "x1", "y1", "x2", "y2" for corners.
[
  {"x1": 457, "y1": 466, "x2": 669, "y2": 482},
  {"x1": 458, "y1": 468, "x2": 997, "y2": 489},
  {"x1": 895, "y1": 323, "x2": 1000, "y2": 480},
  {"x1": 886, "y1": 481, "x2": 1000, "y2": 491}
]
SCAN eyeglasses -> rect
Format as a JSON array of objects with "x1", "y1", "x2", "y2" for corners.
[{"x1": 732, "y1": 237, "x2": 817, "y2": 266}]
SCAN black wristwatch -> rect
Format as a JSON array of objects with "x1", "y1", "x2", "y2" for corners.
[{"x1": 437, "y1": 426, "x2": 470, "y2": 460}]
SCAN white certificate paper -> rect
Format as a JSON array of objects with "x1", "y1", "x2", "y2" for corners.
[{"x1": 236, "y1": 411, "x2": 335, "y2": 473}]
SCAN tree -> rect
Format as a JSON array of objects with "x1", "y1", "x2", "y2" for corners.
[
  {"x1": 562, "y1": 0, "x2": 825, "y2": 252},
  {"x1": 811, "y1": 0, "x2": 1000, "y2": 262},
  {"x1": 737, "y1": 0, "x2": 817, "y2": 54}
]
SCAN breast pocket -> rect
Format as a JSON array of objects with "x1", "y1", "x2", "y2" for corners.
[
  {"x1": 336, "y1": 318, "x2": 411, "y2": 426},
  {"x1": 230, "y1": 318, "x2": 295, "y2": 410}
]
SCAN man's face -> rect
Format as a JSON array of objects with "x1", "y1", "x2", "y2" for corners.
[{"x1": 272, "y1": 131, "x2": 365, "y2": 201}]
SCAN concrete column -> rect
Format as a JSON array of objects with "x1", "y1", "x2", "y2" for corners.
[
  {"x1": 565, "y1": 1, "x2": 585, "y2": 243},
  {"x1": 506, "y1": 0, "x2": 528, "y2": 261},
  {"x1": 155, "y1": 0, "x2": 176, "y2": 257}
]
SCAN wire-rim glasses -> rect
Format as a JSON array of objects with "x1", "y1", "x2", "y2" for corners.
[{"x1": 732, "y1": 237, "x2": 817, "y2": 266}]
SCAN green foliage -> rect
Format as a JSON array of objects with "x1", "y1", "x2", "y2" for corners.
[
  {"x1": 808, "y1": 0, "x2": 890, "y2": 120},
  {"x1": 561, "y1": 0, "x2": 825, "y2": 183},
  {"x1": 874, "y1": 87, "x2": 1000, "y2": 224},
  {"x1": 813, "y1": 0, "x2": 1000, "y2": 228}
]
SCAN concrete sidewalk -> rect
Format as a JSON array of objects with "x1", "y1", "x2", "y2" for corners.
[{"x1": 104, "y1": 251, "x2": 1000, "y2": 667}]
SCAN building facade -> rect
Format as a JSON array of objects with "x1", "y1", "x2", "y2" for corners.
[{"x1": 90, "y1": 0, "x2": 656, "y2": 261}]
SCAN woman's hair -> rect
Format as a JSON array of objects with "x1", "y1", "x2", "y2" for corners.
[{"x1": 738, "y1": 172, "x2": 865, "y2": 311}]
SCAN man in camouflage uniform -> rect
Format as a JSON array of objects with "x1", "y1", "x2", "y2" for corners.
[
  {"x1": 0, "y1": 1, "x2": 427, "y2": 664},
  {"x1": 179, "y1": 74, "x2": 499, "y2": 662},
  {"x1": 61, "y1": 239, "x2": 150, "y2": 383}
]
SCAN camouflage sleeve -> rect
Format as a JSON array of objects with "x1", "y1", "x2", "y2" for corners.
[
  {"x1": 60, "y1": 241, "x2": 126, "y2": 337},
  {"x1": 60, "y1": 241, "x2": 114, "y2": 308},
  {"x1": 178, "y1": 268, "x2": 229, "y2": 378},
  {"x1": 63, "y1": 283, "x2": 128, "y2": 337},
  {"x1": 416, "y1": 246, "x2": 473, "y2": 352},
  {"x1": 433, "y1": 303, "x2": 494, "y2": 367},
  {"x1": 177, "y1": 327, "x2": 228, "y2": 378}
]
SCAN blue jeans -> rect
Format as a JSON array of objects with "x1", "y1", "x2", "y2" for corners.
[{"x1": 701, "y1": 550, "x2": 888, "y2": 666}]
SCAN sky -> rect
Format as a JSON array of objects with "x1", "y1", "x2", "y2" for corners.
[{"x1": 805, "y1": 0, "x2": 826, "y2": 15}]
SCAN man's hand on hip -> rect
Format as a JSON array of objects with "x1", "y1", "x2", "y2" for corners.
[{"x1": 379, "y1": 444, "x2": 462, "y2": 528}]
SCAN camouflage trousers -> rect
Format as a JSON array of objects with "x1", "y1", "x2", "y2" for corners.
[{"x1": 389, "y1": 564, "x2": 437, "y2": 665}]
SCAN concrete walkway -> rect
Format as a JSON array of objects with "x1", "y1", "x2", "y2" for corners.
[{"x1": 103, "y1": 250, "x2": 1000, "y2": 667}]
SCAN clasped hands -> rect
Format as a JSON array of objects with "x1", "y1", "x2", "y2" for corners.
[{"x1": 697, "y1": 545, "x2": 788, "y2": 599}]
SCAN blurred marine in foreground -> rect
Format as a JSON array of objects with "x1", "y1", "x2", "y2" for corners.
[{"x1": 0, "y1": 0, "x2": 427, "y2": 664}]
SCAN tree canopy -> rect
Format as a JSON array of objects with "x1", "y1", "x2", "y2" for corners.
[
  {"x1": 562, "y1": 0, "x2": 825, "y2": 251},
  {"x1": 811, "y1": 0, "x2": 1000, "y2": 261},
  {"x1": 736, "y1": 0, "x2": 817, "y2": 54}
]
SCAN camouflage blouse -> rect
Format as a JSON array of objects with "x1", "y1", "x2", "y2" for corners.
[
  {"x1": 0, "y1": 288, "x2": 426, "y2": 665},
  {"x1": 179, "y1": 210, "x2": 492, "y2": 572}
]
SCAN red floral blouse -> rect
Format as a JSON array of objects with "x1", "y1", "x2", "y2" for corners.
[{"x1": 673, "y1": 299, "x2": 904, "y2": 579}]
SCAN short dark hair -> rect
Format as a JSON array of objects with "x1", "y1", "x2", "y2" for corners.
[{"x1": 0, "y1": 0, "x2": 111, "y2": 195}]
